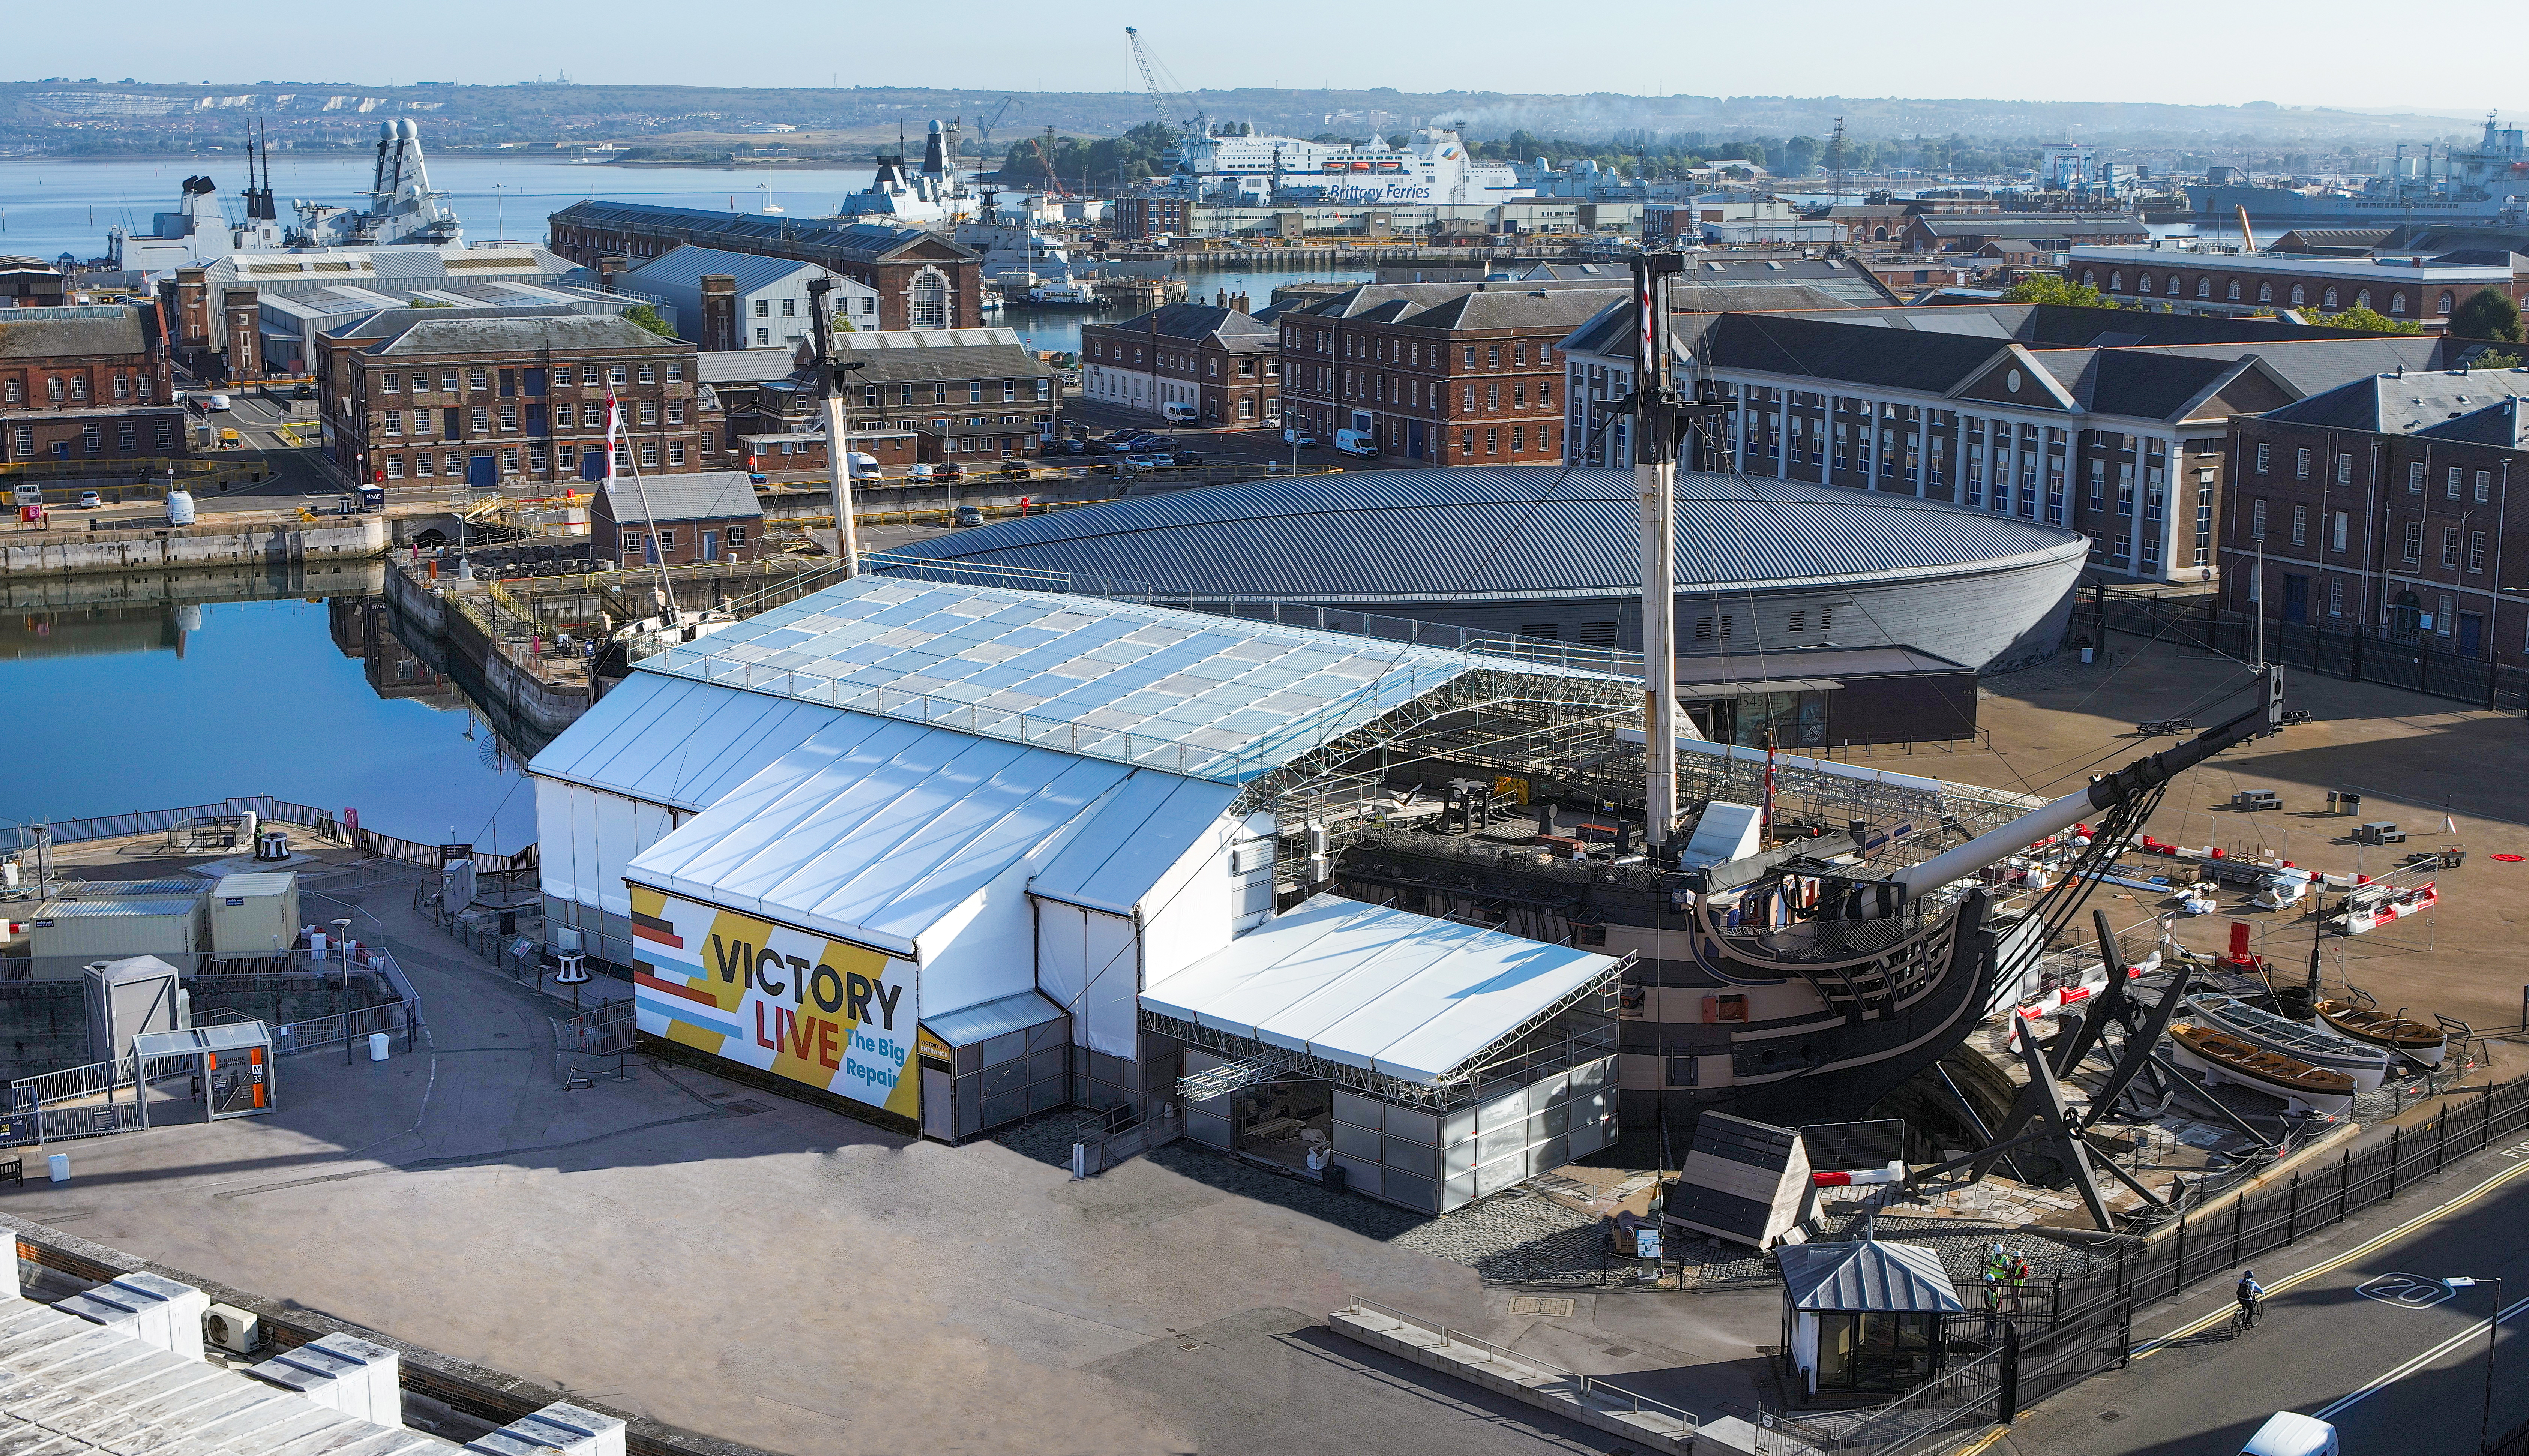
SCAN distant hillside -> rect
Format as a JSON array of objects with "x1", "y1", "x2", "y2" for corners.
[{"x1": 0, "y1": 79, "x2": 2493, "y2": 163}]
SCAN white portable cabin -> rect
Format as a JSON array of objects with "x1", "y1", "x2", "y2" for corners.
[
  {"x1": 30, "y1": 897, "x2": 205, "y2": 979},
  {"x1": 209, "y1": 872, "x2": 300, "y2": 958}
]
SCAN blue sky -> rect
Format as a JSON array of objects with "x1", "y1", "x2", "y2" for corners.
[{"x1": 17, "y1": 0, "x2": 2525, "y2": 115}]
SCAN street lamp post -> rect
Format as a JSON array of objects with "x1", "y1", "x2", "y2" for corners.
[
  {"x1": 330, "y1": 917, "x2": 355, "y2": 1065},
  {"x1": 2443, "y1": 1276, "x2": 2504, "y2": 1454}
]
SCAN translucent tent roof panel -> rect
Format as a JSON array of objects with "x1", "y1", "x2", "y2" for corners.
[
  {"x1": 527, "y1": 671, "x2": 844, "y2": 811},
  {"x1": 625, "y1": 709, "x2": 1144, "y2": 956},
  {"x1": 1026, "y1": 774, "x2": 1242, "y2": 916},
  {"x1": 633, "y1": 576, "x2": 1611, "y2": 784},
  {"x1": 1141, "y1": 894, "x2": 1620, "y2": 1085}
]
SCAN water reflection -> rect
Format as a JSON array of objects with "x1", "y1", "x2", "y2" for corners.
[{"x1": 0, "y1": 566, "x2": 536, "y2": 847}]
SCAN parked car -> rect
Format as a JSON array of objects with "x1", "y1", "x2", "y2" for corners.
[
  {"x1": 954, "y1": 505, "x2": 986, "y2": 527},
  {"x1": 1162, "y1": 401, "x2": 1199, "y2": 424},
  {"x1": 206, "y1": 393, "x2": 233, "y2": 412},
  {"x1": 1162, "y1": 451, "x2": 1201, "y2": 467},
  {"x1": 291, "y1": 382, "x2": 314, "y2": 400},
  {"x1": 1059, "y1": 438, "x2": 1089, "y2": 456},
  {"x1": 1283, "y1": 428, "x2": 1318, "y2": 447},
  {"x1": 1334, "y1": 429, "x2": 1378, "y2": 459},
  {"x1": 1121, "y1": 454, "x2": 1163, "y2": 470},
  {"x1": 940, "y1": 462, "x2": 973, "y2": 482},
  {"x1": 906, "y1": 462, "x2": 934, "y2": 481},
  {"x1": 75, "y1": 490, "x2": 102, "y2": 509}
]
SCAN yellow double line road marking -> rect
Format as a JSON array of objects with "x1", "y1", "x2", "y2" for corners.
[
  {"x1": 2134, "y1": 1152, "x2": 2529, "y2": 1356},
  {"x1": 1938, "y1": 1147, "x2": 2529, "y2": 1455}
]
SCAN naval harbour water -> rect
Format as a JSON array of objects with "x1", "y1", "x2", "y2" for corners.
[
  {"x1": 0, "y1": 155, "x2": 1381, "y2": 853},
  {"x1": 0, "y1": 583, "x2": 538, "y2": 851}
]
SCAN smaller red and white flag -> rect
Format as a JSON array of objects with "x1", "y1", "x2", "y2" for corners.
[{"x1": 604, "y1": 389, "x2": 624, "y2": 480}]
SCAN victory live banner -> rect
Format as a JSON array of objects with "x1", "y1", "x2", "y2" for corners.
[{"x1": 629, "y1": 885, "x2": 920, "y2": 1118}]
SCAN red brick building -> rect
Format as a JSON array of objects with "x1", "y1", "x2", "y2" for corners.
[
  {"x1": 0, "y1": 303, "x2": 189, "y2": 470},
  {"x1": 1274, "y1": 281, "x2": 1621, "y2": 464},
  {"x1": 723, "y1": 330, "x2": 1063, "y2": 467},
  {"x1": 546, "y1": 202, "x2": 985, "y2": 331},
  {"x1": 2225, "y1": 366, "x2": 2529, "y2": 664},
  {"x1": 1081, "y1": 303, "x2": 1277, "y2": 427},
  {"x1": 2071, "y1": 244, "x2": 2527, "y2": 324},
  {"x1": 319, "y1": 308, "x2": 719, "y2": 489},
  {"x1": 1112, "y1": 196, "x2": 1193, "y2": 242},
  {"x1": 590, "y1": 470, "x2": 766, "y2": 567}
]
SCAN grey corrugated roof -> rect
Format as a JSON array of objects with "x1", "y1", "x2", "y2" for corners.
[
  {"x1": 622, "y1": 244, "x2": 820, "y2": 297},
  {"x1": 696, "y1": 347, "x2": 803, "y2": 384},
  {"x1": 548, "y1": 201, "x2": 977, "y2": 264},
  {"x1": 0, "y1": 304, "x2": 144, "y2": 360},
  {"x1": 888, "y1": 467, "x2": 2085, "y2": 603},
  {"x1": 598, "y1": 470, "x2": 762, "y2": 525},
  {"x1": 1778, "y1": 1239, "x2": 1963, "y2": 1312}
]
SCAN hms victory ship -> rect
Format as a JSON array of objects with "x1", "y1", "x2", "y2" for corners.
[{"x1": 1326, "y1": 254, "x2": 2288, "y2": 1149}]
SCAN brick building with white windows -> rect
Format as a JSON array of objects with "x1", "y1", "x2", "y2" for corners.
[
  {"x1": 1274, "y1": 281, "x2": 1622, "y2": 465},
  {"x1": 617, "y1": 245, "x2": 879, "y2": 351},
  {"x1": 2070, "y1": 244, "x2": 2528, "y2": 324},
  {"x1": 2223, "y1": 366, "x2": 2529, "y2": 666},
  {"x1": 724, "y1": 327, "x2": 1063, "y2": 469},
  {"x1": 0, "y1": 303, "x2": 189, "y2": 471},
  {"x1": 547, "y1": 202, "x2": 983, "y2": 332},
  {"x1": 317, "y1": 308, "x2": 719, "y2": 489},
  {"x1": 1080, "y1": 302, "x2": 1279, "y2": 428},
  {"x1": 1558, "y1": 300, "x2": 2477, "y2": 585}
]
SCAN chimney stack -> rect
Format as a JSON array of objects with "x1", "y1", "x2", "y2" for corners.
[
  {"x1": 698, "y1": 274, "x2": 738, "y2": 353},
  {"x1": 599, "y1": 253, "x2": 630, "y2": 293}
]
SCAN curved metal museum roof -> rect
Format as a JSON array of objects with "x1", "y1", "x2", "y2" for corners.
[{"x1": 890, "y1": 468, "x2": 2087, "y2": 604}]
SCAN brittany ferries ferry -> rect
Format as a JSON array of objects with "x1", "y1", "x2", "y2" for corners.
[{"x1": 1169, "y1": 126, "x2": 1531, "y2": 206}]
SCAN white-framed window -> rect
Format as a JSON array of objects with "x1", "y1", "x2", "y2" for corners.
[
  {"x1": 2291, "y1": 504, "x2": 2307, "y2": 545},
  {"x1": 2409, "y1": 462, "x2": 2427, "y2": 493},
  {"x1": 2335, "y1": 453, "x2": 2352, "y2": 486},
  {"x1": 2255, "y1": 442, "x2": 2270, "y2": 474},
  {"x1": 2295, "y1": 448, "x2": 2311, "y2": 478},
  {"x1": 2251, "y1": 498, "x2": 2267, "y2": 539}
]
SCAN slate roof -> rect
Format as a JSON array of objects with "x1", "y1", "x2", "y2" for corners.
[
  {"x1": 2419, "y1": 391, "x2": 2529, "y2": 447},
  {"x1": 595, "y1": 470, "x2": 762, "y2": 525},
  {"x1": 326, "y1": 307, "x2": 685, "y2": 355},
  {"x1": 1106, "y1": 301, "x2": 1276, "y2": 350},
  {"x1": 0, "y1": 304, "x2": 146, "y2": 359},
  {"x1": 2270, "y1": 370, "x2": 2529, "y2": 433}
]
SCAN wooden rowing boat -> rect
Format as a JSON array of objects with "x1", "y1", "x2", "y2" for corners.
[
  {"x1": 2315, "y1": 999, "x2": 2447, "y2": 1066},
  {"x1": 2169, "y1": 1023, "x2": 2358, "y2": 1115},
  {"x1": 2187, "y1": 993, "x2": 2391, "y2": 1090}
]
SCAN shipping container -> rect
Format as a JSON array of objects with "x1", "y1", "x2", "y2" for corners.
[
  {"x1": 28, "y1": 895, "x2": 206, "y2": 979},
  {"x1": 209, "y1": 873, "x2": 300, "y2": 959}
]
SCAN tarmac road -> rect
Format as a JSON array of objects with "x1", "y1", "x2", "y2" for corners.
[{"x1": 1983, "y1": 1148, "x2": 2529, "y2": 1456}]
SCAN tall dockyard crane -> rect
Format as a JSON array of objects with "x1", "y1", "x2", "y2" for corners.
[
  {"x1": 1124, "y1": 25, "x2": 1206, "y2": 141},
  {"x1": 1031, "y1": 126, "x2": 1074, "y2": 198},
  {"x1": 972, "y1": 96, "x2": 1020, "y2": 151}
]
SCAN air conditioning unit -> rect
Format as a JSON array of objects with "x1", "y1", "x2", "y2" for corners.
[{"x1": 204, "y1": 1303, "x2": 260, "y2": 1356}]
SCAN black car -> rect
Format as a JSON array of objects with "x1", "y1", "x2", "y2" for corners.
[
  {"x1": 1060, "y1": 438, "x2": 1089, "y2": 456},
  {"x1": 1164, "y1": 451, "x2": 1201, "y2": 467},
  {"x1": 290, "y1": 382, "x2": 314, "y2": 400}
]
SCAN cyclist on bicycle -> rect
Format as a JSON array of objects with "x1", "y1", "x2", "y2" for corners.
[{"x1": 2237, "y1": 1270, "x2": 2266, "y2": 1324}]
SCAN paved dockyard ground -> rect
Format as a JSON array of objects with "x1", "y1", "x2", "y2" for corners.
[
  {"x1": 18, "y1": 837, "x2": 1776, "y2": 1456},
  {"x1": 11, "y1": 633, "x2": 2525, "y2": 1454},
  {"x1": 1951, "y1": 633, "x2": 2529, "y2": 1060}
]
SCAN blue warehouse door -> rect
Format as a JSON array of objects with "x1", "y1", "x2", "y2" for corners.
[
  {"x1": 467, "y1": 453, "x2": 497, "y2": 489},
  {"x1": 1408, "y1": 419, "x2": 1425, "y2": 460}
]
